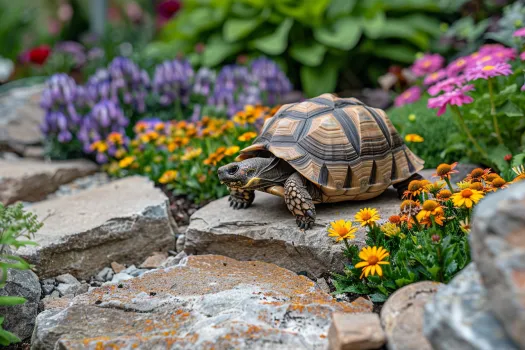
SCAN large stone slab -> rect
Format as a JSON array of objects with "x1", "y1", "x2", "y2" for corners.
[
  {"x1": 31, "y1": 255, "x2": 373, "y2": 349},
  {"x1": 470, "y1": 182, "x2": 525, "y2": 348},
  {"x1": 0, "y1": 268, "x2": 41, "y2": 341},
  {"x1": 18, "y1": 176, "x2": 177, "y2": 279},
  {"x1": 381, "y1": 281, "x2": 442, "y2": 350},
  {"x1": 424, "y1": 263, "x2": 518, "y2": 350},
  {"x1": 0, "y1": 159, "x2": 98, "y2": 205},
  {"x1": 0, "y1": 84, "x2": 44, "y2": 149},
  {"x1": 186, "y1": 188, "x2": 402, "y2": 278}
]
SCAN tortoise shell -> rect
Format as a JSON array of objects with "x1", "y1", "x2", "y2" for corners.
[{"x1": 237, "y1": 93, "x2": 424, "y2": 202}]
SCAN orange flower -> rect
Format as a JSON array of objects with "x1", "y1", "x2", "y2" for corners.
[
  {"x1": 433, "y1": 162, "x2": 458, "y2": 179},
  {"x1": 238, "y1": 132, "x2": 258, "y2": 142},
  {"x1": 416, "y1": 200, "x2": 445, "y2": 226},
  {"x1": 465, "y1": 168, "x2": 491, "y2": 182}
]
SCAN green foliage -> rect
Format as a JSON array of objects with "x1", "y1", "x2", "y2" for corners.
[
  {"x1": 485, "y1": 1, "x2": 525, "y2": 47},
  {"x1": 388, "y1": 99, "x2": 464, "y2": 168},
  {"x1": 0, "y1": 203, "x2": 42, "y2": 345},
  {"x1": 0, "y1": 2, "x2": 35, "y2": 61},
  {"x1": 151, "y1": 0, "x2": 451, "y2": 96}
]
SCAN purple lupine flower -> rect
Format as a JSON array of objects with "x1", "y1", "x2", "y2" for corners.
[
  {"x1": 250, "y1": 57, "x2": 292, "y2": 106},
  {"x1": 107, "y1": 57, "x2": 150, "y2": 112},
  {"x1": 193, "y1": 67, "x2": 216, "y2": 98},
  {"x1": 153, "y1": 59, "x2": 194, "y2": 106},
  {"x1": 40, "y1": 74, "x2": 85, "y2": 144},
  {"x1": 212, "y1": 65, "x2": 260, "y2": 117},
  {"x1": 79, "y1": 99, "x2": 128, "y2": 155}
]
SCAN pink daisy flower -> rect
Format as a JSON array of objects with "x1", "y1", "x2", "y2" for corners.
[
  {"x1": 521, "y1": 84, "x2": 525, "y2": 92},
  {"x1": 513, "y1": 28, "x2": 525, "y2": 37},
  {"x1": 428, "y1": 85, "x2": 474, "y2": 116},
  {"x1": 465, "y1": 62, "x2": 513, "y2": 81},
  {"x1": 446, "y1": 57, "x2": 469, "y2": 76},
  {"x1": 394, "y1": 86, "x2": 421, "y2": 107},
  {"x1": 423, "y1": 69, "x2": 446, "y2": 85},
  {"x1": 520, "y1": 52, "x2": 525, "y2": 61},
  {"x1": 410, "y1": 54, "x2": 445, "y2": 77},
  {"x1": 479, "y1": 44, "x2": 511, "y2": 54},
  {"x1": 428, "y1": 76, "x2": 466, "y2": 96}
]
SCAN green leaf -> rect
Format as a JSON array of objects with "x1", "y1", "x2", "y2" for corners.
[
  {"x1": 375, "y1": 19, "x2": 430, "y2": 49},
  {"x1": 362, "y1": 12, "x2": 386, "y2": 39},
  {"x1": 489, "y1": 144, "x2": 513, "y2": 172},
  {"x1": 499, "y1": 101, "x2": 523, "y2": 117},
  {"x1": 369, "y1": 293, "x2": 388, "y2": 302},
  {"x1": 403, "y1": 14, "x2": 442, "y2": 37},
  {"x1": 290, "y1": 42, "x2": 326, "y2": 67},
  {"x1": 252, "y1": 18, "x2": 293, "y2": 55},
  {"x1": 326, "y1": 0, "x2": 357, "y2": 20},
  {"x1": 371, "y1": 43, "x2": 417, "y2": 63},
  {"x1": 202, "y1": 35, "x2": 242, "y2": 67},
  {"x1": 512, "y1": 153, "x2": 525, "y2": 168},
  {"x1": 0, "y1": 296, "x2": 26, "y2": 306},
  {"x1": 223, "y1": 18, "x2": 260, "y2": 42},
  {"x1": 314, "y1": 17, "x2": 362, "y2": 50},
  {"x1": 300, "y1": 64, "x2": 338, "y2": 98}
]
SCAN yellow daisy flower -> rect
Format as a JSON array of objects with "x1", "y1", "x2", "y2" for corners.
[
  {"x1": 238, "y1": 132, "x2": 258, "y2": 142},
  {"x1": 354, "y1": 208, "x2": 380, "y2": 227},
  {"x1": 90, "y1": 140, "x2": 108, "y2": 153},
  {"x1": 224, "y1": 146, "x2": 240, "y2": 156},
  {"x1": 451, "y1": 189, "x2": 484, "y2": 208},
  {"x1": 181, "y1": 148, "x2": 203, "y2": 161},
  {"x1": 327, "y1": 219, "x2": 358, "y2": 242},
  {"x1": 355, "y1": 246, "x2": 390, "y2": 279},
  {"x1": 158, "y1": 170, "x2": 178, "y2": 184},
  {"x1": 405, "y1": 134, "x2": 424, "y2": 142},
  {"x1": 118, "y1": 156, "x2": 135, "y2": 169}
]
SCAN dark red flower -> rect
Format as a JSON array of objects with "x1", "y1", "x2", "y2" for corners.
[
  {"x1": 157, "y1": 0, "x2": 181, "y2": 20},
  {"x1": 28, "y1": 45, "x2": 51, "y2": 65},
  {"x1": 504, "y1": 154, "x2": 512, "y2": 162}
]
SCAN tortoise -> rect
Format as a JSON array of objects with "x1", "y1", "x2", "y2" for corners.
[{"x1": 218, "y1": 93, "x2": 424, "y2": 229}]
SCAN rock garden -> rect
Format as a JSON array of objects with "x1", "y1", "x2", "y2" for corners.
[{"x1": 2, "y1": 1, "x2": 525, "y2": 349}]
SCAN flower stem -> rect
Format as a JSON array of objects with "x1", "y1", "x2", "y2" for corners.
[
  {"x1": 451, "y1": 106, "x2": 488, "y2": 158},
  {"x1": 487, "y1": 78, "x2": 504, "y2": 144},
  {"x1": 343, "y1": 238, "x2": 352, "y2": 252},
  {"x1": 444, "y1": 177, "x2": 455, "y2": 192}
]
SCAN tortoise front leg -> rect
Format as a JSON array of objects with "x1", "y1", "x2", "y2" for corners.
[
  {"x1": 228, "y1": 188, "x2": 255, "y2": 209},
  {"x1": 284, "y1": 172, "x2": 316, "y2": 230}
]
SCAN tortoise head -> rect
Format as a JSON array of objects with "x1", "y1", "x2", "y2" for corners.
[{"x1": 218, "y1": 157, "x2": 294, "y2": 190}]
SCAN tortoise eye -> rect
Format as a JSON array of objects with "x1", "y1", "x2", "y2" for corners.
[{"x1": 228, "y1": 165, "x2": 239, "y2": 175}]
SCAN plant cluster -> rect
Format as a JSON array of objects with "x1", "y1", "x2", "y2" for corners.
[
  {"x1": 331, "y1": 163, "x2": 525, "y2": 302},
  {"x1": 392, "y1": 37, "x2": 525, "y2": 174},
  {"x1": 0, "y1": 203, "x2": 42, "y2": 346},
  {"x1": 40, "y1": 56, "x2": 291, "y2": 161},
  {"x1": 151, "y1": 0, "x2": 461, "y2": 97},
  {"x1": 91, "y1": 105, "x2": 277, "y2": 203}
]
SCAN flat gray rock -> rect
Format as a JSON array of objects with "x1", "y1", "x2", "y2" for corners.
[
  {"x1": 470, "y1": 182, "x2": 525, "y2": 348},
  {"x1": 18, "y1": 176, "x2": 178, "y2": 279},
  {"x1": 0, "y1": 84, "x2": 44, "y2": 148},
  {"x1": 424, "y1": 263, "x2": 517, "y2": 350},
  {"x1": 0, "y1": 268, "x2": 41, "y2": 341},
  {"x1": 186, "y1": 188, "x2": 402, "y2": 278},
  {"x1": 31, "y1": 255, "x2": 373, "y2": 350},
  {"x1": 381, "y1": 281, "x2": 442, "y2": 350},
  {"x1": 0, "y1": 159, "x2": 98, "y2": 205}
]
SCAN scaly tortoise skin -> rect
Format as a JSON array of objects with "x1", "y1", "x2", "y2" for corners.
[{"x1": 218, "y1": 93, "x2": 424, "y2": 229}]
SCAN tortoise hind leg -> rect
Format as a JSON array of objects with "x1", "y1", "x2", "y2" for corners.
[
  {"x1": 284, "y1": 172, "x2": 316, "y2": 230},
  {"x1": 229, "y1": 188, "x2": 255, "y2": 209},
  {"x1": 393, "y1": 173, "x2": 424, "y2": 199}
]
